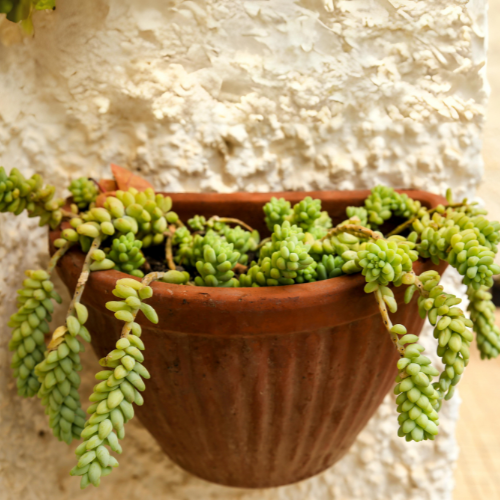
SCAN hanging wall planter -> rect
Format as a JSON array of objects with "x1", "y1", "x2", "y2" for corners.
[
  {"x1": 4, "y1": 165, "x2": 498, "y2": 491},
  {"x1": 49, "y1": 189, "x2": 447, "y2": 488}
]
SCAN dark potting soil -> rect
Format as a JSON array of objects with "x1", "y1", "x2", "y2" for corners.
[
  {"x1": 142, "y1": 243, "x2": 186, "y2": 274},
  {"x1": 142, "y1": 242, "x2": 251, "y2": 278}
]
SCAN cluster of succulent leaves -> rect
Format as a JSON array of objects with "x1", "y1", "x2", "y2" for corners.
[
  {"x1": 263, "y1": 195, "x2": 332, "y2": 238},
  {"x1": 36, "y1": 302, "x2": 90, "y2": 444},
  {"x1": 69, "y1": 177, "x2": 99, "y2": 210},
  {"x1": 8, "y1": 270, "x2": 62, "y2": 397},
  {"x1": 2, "y1": 166, "x2": 500, "y2": 488},
  {"x1": 0, "y1": 0, "x2": 55, "y2": 33},
  {"x1": 0, "y1": 167, "x2": 63, "y2": 228}
]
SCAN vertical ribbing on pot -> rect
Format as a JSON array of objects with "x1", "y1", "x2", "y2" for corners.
[
  {"x1": 142, "y1": 322, "x2": 406, "y2": 487},
  {"x1": 86, "y1": 306, "x2": 424, "y2": 488}
]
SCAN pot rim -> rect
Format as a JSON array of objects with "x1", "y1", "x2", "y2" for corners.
[{"x1": 50, "y1": 188, "x2": 447, "y2": 334}]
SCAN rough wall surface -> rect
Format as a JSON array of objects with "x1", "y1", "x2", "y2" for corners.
[{"x1": 0, "y1": 0, "x2": 487, "y2": 499}]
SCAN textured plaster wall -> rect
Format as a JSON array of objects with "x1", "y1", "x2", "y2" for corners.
[
  {"x1": 0, "y1": 1, "x2": 488, "y2": 499},
  {"x1": 478, "y1": 0, "x2": 500, "y2": 267}
]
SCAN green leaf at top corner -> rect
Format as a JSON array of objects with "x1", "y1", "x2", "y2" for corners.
[
  {"x1": 34, "y1": 0, "x2": 55, "y2": 11},
  {"x1": 0, "y1": 0, "x2": 14, "y2": 15}
]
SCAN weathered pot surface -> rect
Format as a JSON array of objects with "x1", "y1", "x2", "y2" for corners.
[{"x1": 50, "y1": 189, "x2": 447, "y2": 488}]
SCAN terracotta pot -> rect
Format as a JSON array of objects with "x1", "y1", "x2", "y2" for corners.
[{"x1": 49, "y1": 189, "x2": 447, "y2": 488}]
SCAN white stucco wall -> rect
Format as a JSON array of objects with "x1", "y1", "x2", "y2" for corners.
[{"x1": 0, "y1": 1, "x2": 488, "y2": 499}]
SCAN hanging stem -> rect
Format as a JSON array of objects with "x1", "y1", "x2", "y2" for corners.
[
  {"x1": 47, "y1": 240, "x2": 74, "y2": 274},
  {"x1": 408, "y1": 271, "x2": 429, "y2": 298},
  {"x1": 374, "y1": 289, "x2": 405, "y2": 356},
  {"x1": 45, "y1": 240, "x2": 79, "y2": 352},
  {"x1": 165, "y1": 232, "x2": 176, "y2": 271},
  {"x1": 66, "y1": 234, "x2": 102, "y2": 318},
  {"x1": 320, "y1": 224, "x2": 382, "y2": 242},
  {"x1": 387, "y1": 202, "x2": 472, "y2": 237},
  {"x1": 61, "y1": 209, "x2": 79, "y2": 219},
  {"x1": 209, "y1": 216, "x2": 254, "y2": 233},
  {"x1": 119, "y1": 271, "x2": 165, "y2": 339},
  {"x1": 256, "y1": 237, "x2": 271, "y2": 250},
  {"x1": 47, "y1": 238, "x2": 95, "y2": 352}
]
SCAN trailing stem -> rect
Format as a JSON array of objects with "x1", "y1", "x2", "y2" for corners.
[
  {"x1": 47, "y1": 240, "x2": 74, "y2": 274},
  {"x1": 67, "y1": 234, "x2": 103, "y2": 319},
  {"x1": 61, "y1": 209, "x2": 80, "y2": 219},
  {"x1": 165, "y1": 232, "x2": 176, "y2": 271},
  {"x1": 320, "y1": 224, "x2": 382, "y2": 242},
  {"x1": 374, "y1": 289, "x2": 405, "y2": 356},
  {"x1": 408, "y1": 271, "x2": 429, "y2": 298},
  {"x1": 45, "y1": 235, "x2": 102, "y2": 353},
  {"x1": 386, "y1": 202, "x2": 472, "y2": 237},
  {"x1": 256, "y1": 237, "x2": 271, "y2": 250},
  {"x1": 209, "y1": 216, "x2": 254, "y2": 233}
]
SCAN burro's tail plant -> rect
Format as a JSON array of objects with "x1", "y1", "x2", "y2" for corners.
[
  {"x1": 2, "y1": 165, "x2": 500, "y2": 487},
  {"x1": 70, "y1": 274, "x2": 163, "y2": 488}
]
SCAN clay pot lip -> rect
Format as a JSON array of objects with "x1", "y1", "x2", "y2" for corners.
[
  {"x1": 97, "y1": 187, "x2": 444, "y2": 212},
  {"x1": 49, "y1": 188, "x2": 446, "y2": 309},
  {"x1": 50, "y1": 234, "x2": 433, "y2": 297}
]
